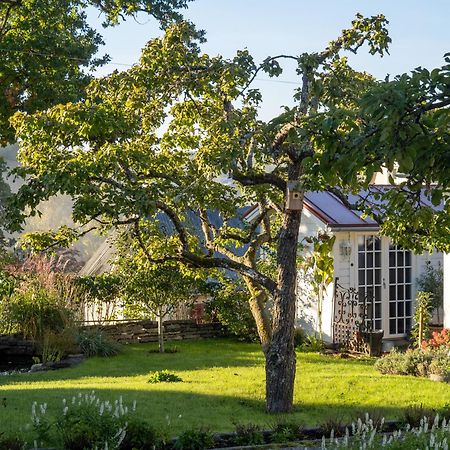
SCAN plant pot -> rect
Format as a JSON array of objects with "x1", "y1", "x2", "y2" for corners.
[{"x1": 429, "y1": 373, "x2": 449, "y2": 383}]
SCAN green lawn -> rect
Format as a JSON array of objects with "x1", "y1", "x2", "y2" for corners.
[{"x1": 0, "y1": 339, "x2": 448, "y2": 435}]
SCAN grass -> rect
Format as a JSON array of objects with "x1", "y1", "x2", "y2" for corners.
[{"x1": 0, "y1": 338, "x2": 448, "y2": 436}]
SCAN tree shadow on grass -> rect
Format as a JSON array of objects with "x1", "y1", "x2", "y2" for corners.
[
  {"x1": 0, "y1": 386, "x2": 434, "y2": 437},
  {"x1": 0, "y1": 338, "x2": 265, "y2": 386}
]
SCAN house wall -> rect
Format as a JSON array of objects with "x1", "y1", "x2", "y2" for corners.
[
  {"x1": 296, "y1": 223, "x2": 445, "y2": 345},
  {"x1": 416, "y1": 251, "x2": 444, "y2": 325},
  {"x1": 296, "y1": 209, "x2": 330, "y2": 339}
]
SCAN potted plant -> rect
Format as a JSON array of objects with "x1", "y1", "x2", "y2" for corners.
[{"x1": 428, "y1": 357, "x2": 450, "y2": 382}]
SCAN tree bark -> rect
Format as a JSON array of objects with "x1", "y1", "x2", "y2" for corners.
[
  {"x1": 244, "y1": 276, "x2": 272, "y2": 351},
  {"x1": 157, "y1": 311, "x2": 165, "y2": 353},
  {"x1": 265, "y1": 189, "x2": 303, "y2": 413}
]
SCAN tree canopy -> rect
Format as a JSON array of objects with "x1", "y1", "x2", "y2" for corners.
[
  {"x1": 6, "y1": 15, "x2": 450, "y2": 412},
  {"x1": 0, "y1": 0, "x2": 192, "y2": 145}
]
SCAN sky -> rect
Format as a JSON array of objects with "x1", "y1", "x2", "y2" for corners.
[{"x1": 85, "y1": 1, "x2": 450, "y2": 120}]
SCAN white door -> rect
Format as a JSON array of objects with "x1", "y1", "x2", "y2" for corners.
[{"x1": 354, "y1": 234, "x2": 414, "y2": 338}]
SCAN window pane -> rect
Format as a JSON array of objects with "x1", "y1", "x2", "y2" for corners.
[
  {"x1": 375, "y1": 303, "x2": 381, "y2": 319},
  {"x1": 389, "y1": 285, "x2": 396, "y2": 300},
  {"x1": 359, "y1": 270, "x2": 365, "y2": 285},
  {"x1": 375, "y1": 286, "x2": 381, "y2": 302},
  {"x1": 367, "y1": 253, "x2": 373, "y2": 268},
  {"x1": 374, "y1": 238, "x2": 381, "y2": 251},
  {"x1": 397, "y1": 301, "x2": 404, "y2": 317},
  {"x1": 390, "y1": 269, "x2": 396, "y2": 283},
  {"x1": 405, "y1": 318, "x2": 412, "y2": 333},
  {"x1": 405, "y1": 301, "x2": 412, "y2": 317},
  {"x1": 397, "y1": 269, "x2": 404, "y2": 283},
  {"x1": 405, "y1": 252, "x2": 411, "y2": 266},
  {"x1": 398, "y1": 252, "x2": 404, "y2": 266},
  {"x1": 405, "y1": 268, "x2": 412, "y2": 283},
  {"x1": 390, "y1": 319, "x2": 396, "y2": 334},
  {"x1": 389, "y1": 302, "x2": 396, "y2": 317},
  {"x1": 367, "y1": 270, "x2": 373, "y2": 285},
  {"x1": 397, "y1": 319, "x2": 405, "y2": 334},
  {"x1": 397, "y1": 285, "x2": 404, "y2": 301},
  {"x1": 358, "y1": 253, "x2": 365, "y2": 268},
  {"x1": 405, "y1": 285, "x2": 411, "y2": 300},
  {"x1": 389, "y1": 252, "x2": 395, "y2": 267}
]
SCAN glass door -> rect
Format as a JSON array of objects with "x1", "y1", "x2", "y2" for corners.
[
  {"x1": 357, "y1": 234, "x2": 382, "y2": 330},
  {"x1": 388, "y1": 244, "x2": 413, "y2": 336}
]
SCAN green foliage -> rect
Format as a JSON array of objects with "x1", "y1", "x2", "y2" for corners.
[
  {"x1": 301, "y1": 233, "x2": 336, "y2": 339},
  {"x1": 320, "y1": 414, "x2": 450, "y2": 449},
  {"x1": 0, "y1": 433, "x2": 25, "y2": 450},
  {"x1": 402, "y1": 404, "x2": 437, "y2": 427},
  {"x1": 0, "y1": 0, "x2": 192, "y2": 144},
  {"x1": 411, "y1": 291, "x2": 433, "y2": 347},
  {"x1": 0, "y1": 285, "x2": 73, "y2": 341},
  {"x1": 417, "y1": 262, "x2": 444, "y2": 310},
  {"x1": 270, "y1": 420, "x2": 302, "y2": 443},
  {"x1": 119, "y1": 418, "x2": 161, "y2": 450},
  {"x1": 6, "y1": 11, "x2": 448, "y2": 411},
  {"x1": 76, "y1": 329, "x2": 121, "y2": 357},
  {"x1": 375, "y1": 347, "x2": 450, "y2": 378},
  {"x1": 206, "y1": 279, "x2": 259, "y2": 342},
  {"x1": 76, "y1": 273, "x2": 122, "y2": 303},
  {"x1": 175, "y1": 428, "x2": 214, "y2": 450},
  {"x1": 147, "y1": 369, "x2": 182, "y2": 383},
  {"x1": 428, "y1": 355, "x2": 450, "y2": 376},
  {"x1": 297, "y1": 335, "x2": 325, "y2": 353},
  {"x1": 31, "y1": 392, "x2": 132, "y2": 450},
  {"x1": 233, "y1": 423, "x2": 265, "y2": 446}
]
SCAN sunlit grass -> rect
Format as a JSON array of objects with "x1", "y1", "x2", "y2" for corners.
[{"x1": 0, "y1": 339, "x2": 448, "y2": 435}]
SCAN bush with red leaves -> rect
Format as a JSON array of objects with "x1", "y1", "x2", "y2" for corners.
[{"x1": 421, "y1": 328, "x2": 450, "y2": 350}]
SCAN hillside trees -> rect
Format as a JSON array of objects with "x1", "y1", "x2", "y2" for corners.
[{"x1": 7, "y1": 16, "x2": 450, "y2": 412}]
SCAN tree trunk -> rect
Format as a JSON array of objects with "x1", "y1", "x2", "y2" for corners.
[
  {"x1": 157, "y1": 311, "x2": 165, "y2": 353},
  {"x1": 244, "y1": 277, "x2": 272, "y2": 351},
  {"x1": 265, "y1": 198, "x2": 303, "y2": 413}
]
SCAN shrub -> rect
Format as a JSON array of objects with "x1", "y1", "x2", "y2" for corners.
[
  {"x1": 148, "y1": 370, "x2": 182, "y2": 383},
  {"x1": 31, "y1": 392, "x2": 132, "y2": 450},
  {"x1": 233, "y1": 423, "x2": 264, "y2": 446},
  {"x1": 417, "y1": 261, "x2": 443, "y2": 311},
  {"x1": 294, "y1": 328, "x2": 307, "y2": 347},
  {"x1": 319, "y1": 414, "x2": 450, "y2": 449},
  {"x1": 174, "y1": 428, "x2": 214, "y2": 450},
  {"x1": 76, "y1": 329, "x2": 121, "y2": 357},
  {"x1": 403, "y1": 404, "x2": 436, "y2": 427},
  {"x1": 410, "y1": 291, "x2": 433, "y2": 347},
  {"x1": 0, "y1": 433, "x2": 25, "y2": 450},
  {"x1": 205, "y1": 280, "x2": 259, "y2": 342},
  {"x1": 428, "y1": 355, "x2": 450, "y2": 376},
  {"x1": 270, "y1": 420, "x2": 301, "y2": 443},
  {"x1": 118, "y1": 418, "x2": 160, "y2": 450},
  {"x1": 422, "y1": 328, "x2": 450, "y2": 350},
  {"x1": 297, "y1": 334, "x2": 325, "y2": 352},
  {"x1": 375, "y1": 347, "x2": 450, "y2": 378}
]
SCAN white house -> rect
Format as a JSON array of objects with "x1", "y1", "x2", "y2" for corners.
[{"x1": 295, "y1": 189, "x2": 444, "y2": 350}]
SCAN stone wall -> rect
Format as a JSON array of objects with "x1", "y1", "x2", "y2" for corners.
[
  {"x1": 0, "y1": 335, "x2": 35, "y2": 356},
  {"x1": 85, "y1": 319, "x2": 226, "y2": 344}
]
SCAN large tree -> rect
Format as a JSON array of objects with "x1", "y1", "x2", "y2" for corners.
[
  {"x1": 0, "y1": 0, "x2": 192, "y2": 145},
  {"x1": 7, "y1": 17, "x2": 450, "y2": 412}
]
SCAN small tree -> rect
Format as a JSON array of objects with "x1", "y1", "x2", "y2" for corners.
[{"x1": 117, "y1": 248, "x2": 200, "y2": 353}]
